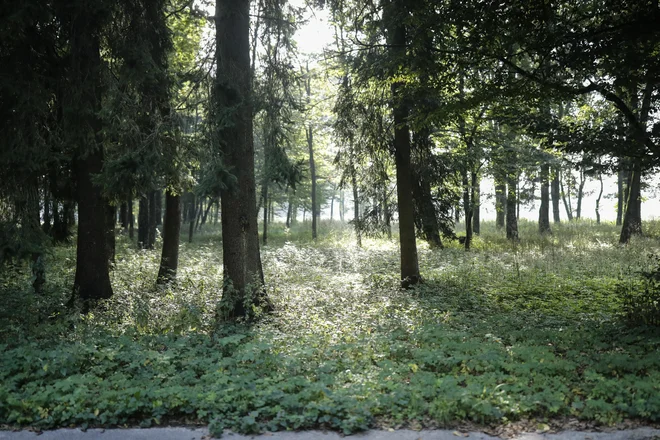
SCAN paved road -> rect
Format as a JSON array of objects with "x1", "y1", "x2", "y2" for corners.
[{"x1": 1, "y1": 428, "x2": 659, "y2": 440}]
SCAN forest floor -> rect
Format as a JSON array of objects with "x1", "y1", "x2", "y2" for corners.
[{"x1": 1, "y1": 220, "x2": 660, "y2": 438}]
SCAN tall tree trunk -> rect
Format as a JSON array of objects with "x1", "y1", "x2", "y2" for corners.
[
  {"x1": 506, "y1": 172, "x2": 518, "y2": 240},
  {"x1": 576, "y1": 169, "x2": 586, "y2": 220},
  {"x1": 386, "y1": 2, "x2": 420, "y2": 286},
  {"x1": 351, "y1": 156, "x2": 361, "y2": 247},
  {"x1": 200, "y1": 197, "x2": 214, "y2": 228},
  {"x1": 155, "y1": 189, "x2": 163, "y2": 226},
  {"x1": 307, "y1": 125, "x2": 317, "y2": 240},
  {"x1": 69, "y1": 5, "x2": 113, "y2": 302},
  {"x1": 539, "y1": 162, "x2": 551, "y2": 234},
  {"x1": 495, "y1": 175, "x2": 506, "y2": 229},
  {"x1": 157, "y1": 190, "x2": 181, "y2": 284},
  {"x1": 42, "y1": 181, "x2": 51, "y2": 235},
  {"x1": 559, "y1": 169, "x2": 574, "y2": 221},
  {"x1": 138, "y1": 196, "x2": 149, "y2": 248},
  {"x1": 119, "y1": 202, "x2": 128, "y2": 231},
  {"x1": 263, "y1": 184, "x2": 269, "y2": 245},
  {"x1": 188, "y1": 193, "x2": 196, "y2": 243},
  {"x1": 411, "y1": 132, "x2": 442, "y2": 248},
  {"x1": 339, "y1": 191, "x2": 345, "y2": 222},
  {"x1": 147, "y1": 190, "x2": 157, "y2": 249},
  {"x1": 619, "y1": 160, "x2": 643, "y2": 244},
  {"x1": 128, "y1": 196, "x2": 134, "y2": 240},
  {"x1": 215, "y1": 0, "x2": 271, "y2": 318},
  {"x1": 595, "y1": 172, "x2": 603, "y2": 225},
  {"x1": 330, "y1": 193, "x2": 335, "y2": 221},
  {"x1": 105, "y1": 203, "x2": 116, "y2": 264},
  {"x1": 462, "y1": 170, "x2": 472, "y2": 250},
  {"x1": 472, "y1": 176, "x2": 480, "y2": 235},
  {"x1": 551, "y1": 166, "x2": 561, "y2": 223},
  {"x1": 286, "y1": 194, "x2": 293, "y2": 228},
  {"x1": 616, "y1": 168, "x2": 626, "y2": 226}
]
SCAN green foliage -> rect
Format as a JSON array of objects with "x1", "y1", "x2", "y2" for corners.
[
  {"x1": 618, "y1": 255, "x2": 660, "y2": 327},
  {"x1": 1, "y1": 222, "x2": 660, "y2": 435}
]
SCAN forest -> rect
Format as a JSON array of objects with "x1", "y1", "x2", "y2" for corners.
[{"x1": 1, "y1": 0, "x2": 660, "y2": 437}]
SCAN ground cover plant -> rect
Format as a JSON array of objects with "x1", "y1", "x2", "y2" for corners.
[{"x1": 1, "y1": 220, "x2": 660, "y2": 436}]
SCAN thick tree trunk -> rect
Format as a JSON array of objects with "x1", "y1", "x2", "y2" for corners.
[
  {"x1": 157, "y1": 190, "x2": 181, "y2": 284},
  {"x1": 506, "y1": 172, "x2": 518, "y2": 240},
  {"x1": 495, "y1": 175, "x2": 506, "y2": 229},
  {"x1": 215, "y1": 0, "x2": 271, "y2": 318},
  {"x1": 551, "y1": 166, "x2": 561, "y2": 223},
  {"x1": 387, "y1": 3, "x2": 420, "y2": 287},
  {"x1": 69, "y1": 6, "x2": 113, "y2": 302},
  {"x1": 619, "y1": 160, "x2": 643, "y2": 244},
  {"x1": 539, "y1": 163, "x2": 551, "y2": 234},
  {"x1": 411, "y1": 132, "x2": 442, "y2": 248}
]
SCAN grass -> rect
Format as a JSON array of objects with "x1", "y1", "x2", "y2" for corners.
[{"x1": 1, "y1": 219, "x2": 660, "y2": 436}]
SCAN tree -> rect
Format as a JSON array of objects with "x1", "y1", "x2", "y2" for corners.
[{"x1": 215, "y1": 0, "x2": 272, "y2": 318}]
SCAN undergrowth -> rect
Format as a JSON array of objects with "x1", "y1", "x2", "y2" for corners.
[{"x1": 1, "y1": 220, "x2": 659, "y2": 436}]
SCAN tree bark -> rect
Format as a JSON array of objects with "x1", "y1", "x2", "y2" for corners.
[
  {"x1": 262, "y1": 184, "x2": 269, "y2": 245},
  {"x1": 506, "y1": 172, "x2": 518, "y2": 240},
  {"x1": 69, "y1": 4, "x2": 113, "y2": 302},
  {"x1": 576, "y1": 169, "x2": 586, "y2": 220},
  {"x1": 559, "y1": 169, "x2": 574, "y2": 221},
  {"x1": 495, "y1": 175, "x2": 506, "y2": 229},
  {"x1": 619, "y1": 160, "x2": 643, "y2": 244},
  {"x1": 128, "y1": 196, "x2": 134, "y2": 240},
  {"x1": 386, "y1": 1, "x2": 420, "y2": 286},
  {"x1": 157, "y1": 190, "x2": 181, "y2": 284},
  {"x1": 551, "y1": 166, "x2": 561, "y2": 223},
  {"x1": 138, "y1": 196, "x2": 149, "y2": 248},
  {"x1": 472, "y1": 176, "x2": 480, "y2": 235},
  {"x1": 105, "y1": 203, "x2": 116, "y2": 264},
  {"x1": 307, "y1": 124, "x2": 317, "y2": 240},
  {"x1": 148, "y1": 190, "x2": 157, "y2": 248},
  {"x1": 351, "y1": 155, "x2": 361, "y2": 247},
  {"x1": 616, "y1": 168, "x2": 626, "y2": 226},
  {"x1": 596, "y1": 172, "x2": 603, "y2": 224},
  {"x1": 215, "y1": 0, "x2": 271, "y2": 318},
  {"x1": 539, "y1": 162, "x2": 551, "y2": 234}
]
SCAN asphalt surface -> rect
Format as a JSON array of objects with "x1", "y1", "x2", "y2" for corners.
[{"x1": 1, "y1": 428, "x2": 659, "y2": 440}]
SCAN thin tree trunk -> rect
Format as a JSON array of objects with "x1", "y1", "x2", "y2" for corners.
[
  {"x1": 155, "y1": 189, "x2": 163, "y2": 226},
  {"x1": 596, "y1": 172, "x2": 603, "y2": 224},
  {"x1": 105, "y1": 203, "x2": 116, "y2": 264},
  {"x1": 616, "y1": 168, "x2": 625, "y2": 226},
  {"x1": 215, "y1": 0, "x2": 271, "y2": 318},
  {"x1": 128, "y1": 196, "x2": 134, "y2": 240},
  {"x1": 462, "y1": 170, "x2": 472, "y2": 250},
  {"x1": 539, "y1": 162, "x2": 551, "y2": 234},
  {"x1": 286, "y1": 195, "x2": 292, "y2": 228},
  {"x1": 119, "y1": 202, "x2": 128, "y2": 231},
  {"x1": 148, "y1": 190, "x2": 157, "y2": 248},
  {"x1": 472, "y1": 176, "x2": 480, "y2": 235},
  {"x1": 551, "y1": 166, "x2": 561, "y2": 223},
  {"x1": 351, "y1": 157, "x2": 361, "y2": 247},
  {"x1": 42, "y1": 181, "x2": 51, "y2": 235},
  {"x1": 495, "y1": 174, "x2": 506, "y2": 229},
  {"x1": 559, "y1": 169, "x2": 574, "y2": 221},
  {"x1": 157, "y1": 190, "x2": 181, "y2": 284},
  {"x1": 576, "y1": 169, "x2": 586, "y2": 220},
  {"x1": 506, "y1": 172, "x2": 518, "y2": 240},
  {"x1": 330, "y1": 193, "x2": 335, "y2": 221},
  {"x1": 138, "y1": 196, "x2": 149, "y2": 248},
  {"x1": 263, "y1": 184, "x2": 268, "y2": 245},
  {"x1": 307, "y1": 125, "x2": 317, "y2": 240},
  {"x1": 339, "y1": 191, "x2": 345, "y2": 222},
  {"x1": 188, "y1": 193, "x2": 196, "y2": 243}
]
